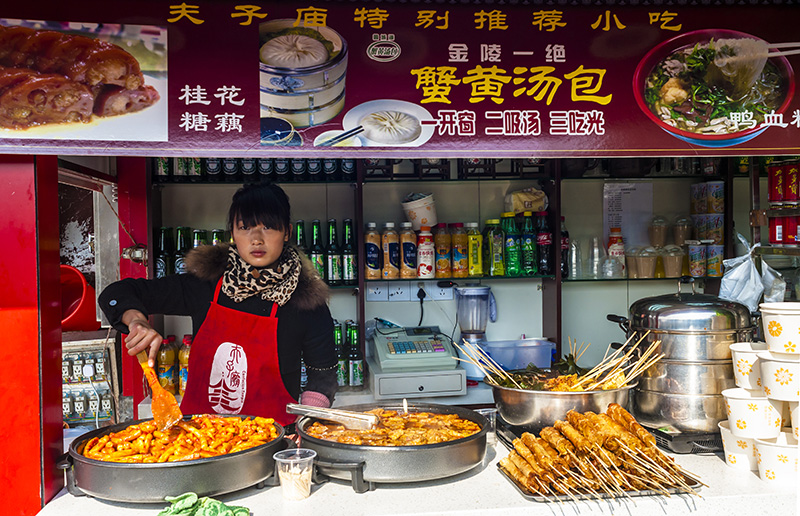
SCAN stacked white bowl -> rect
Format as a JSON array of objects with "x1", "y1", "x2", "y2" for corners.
[{"x1": 720, "y1": 302, "x2": 800, "y2": 485}]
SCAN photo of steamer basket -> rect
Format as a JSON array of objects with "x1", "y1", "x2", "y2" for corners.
[
  {"x1": 295, "y1": 403, "x2": 487, "y2": 486},
  {"x1": 258, "y1": 19, "x2": 348, "y2": 129},
  {"x1": 57, "y1": 416, "x2": 288, "y2": 503}
]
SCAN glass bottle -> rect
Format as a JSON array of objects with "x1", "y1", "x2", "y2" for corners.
[
  {"x1": 256, "y1": 158, "x2": 273, "y2": 181},
  {"x1": 294, "y1": 219, "x2": 307, "y2": 255},
  {"x1": 308, "y1": 219, "x2": 326, "y2": 280},
  {"x1": 333, "y1": 321, "x2": 347, "y2": 387},
  {"x1": 381, "y1": 222, "x2": 400, "y2": 280},
  {"x1": 187, "y1": 157, "x2": 203, "y2": 182},
  {"x1": 433, "y1": 223, "x2": 452, "y2": 278},
  {"x1": 560, "y1": 216, "x2": 570, "y2": 278},
  {"x1": 290, "y1": 158, "x2": 307, "y2": 182},
  {"x1": 154, "y1": 157, "x2": 171, "y2": 183},
  {"x1": 399, "y1": 221, "x2": 417, "y2": 279},
  {"x1": 172, "y1": 158, "x2": 188, "y2": 183},
  {"x1": 483, "y1": 219, "x2": 505, "y2": 277},
  {"x1": 348, "y1": 334, "x2": 364, "y2": 387},
  {"x1": 274, "y1": 158, "x2": 290, "y2": 182},
  {"x1": 500, "y1": 212, "x2": 522, "y2": 277},
  {"x1": 364, "y1": 222, "x2": 382, "y2": 280},
  {"x1": 521, "y1": 211, "x2": 537, "y2": 277},
  {"x1": 240, "y1": 157, "x2": 257, "y2": 182},
  {"x1": 342, "y1": 218, "x2": 357, "y2": 286},
  {"x1": 173, "y1": 226, "x2": 191, "y2": 274},
  {"x1": 211, "y1": 229, "x2": 226, "y2": 246},
  {"x1": 155, "y1": 227, "x2": 174, "y2": 278},
  {"x1": 325, "y1": 218, "x2": 342, "y2": 286},
  {"x1": 222, "y1": 158, "x2": 240, "y2": 182},
  {"x1": 450, "y1": 223, "x2": 468, "y2": 278},
  {"x1": 466, "y1": 222, "x2": 483, "y2": 277},
  {"x1": 192, "y1": 229, "x2": 208, "y2": 248},
  {"x1": 535, "y1": 212, "x2": 553, "y2": 276},
  {"x1": 203, "y1": 158, "x2": 222, "y2": 183}
]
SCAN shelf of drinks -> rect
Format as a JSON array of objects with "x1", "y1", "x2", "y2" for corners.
[
  {"x1": 562, "y1": 276, "x2": 719, "y2": 282},
  {"x1": 363, "y1": 275, "x2": 555, "y2": 283}
]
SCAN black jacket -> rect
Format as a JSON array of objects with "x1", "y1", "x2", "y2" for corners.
[{"x1": 99, "y1": 244, "x2": 338, "y2": 402}]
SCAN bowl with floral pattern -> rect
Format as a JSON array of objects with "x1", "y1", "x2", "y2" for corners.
[
  {"x1": 759, "y1": 302, "x2": 800, "y2": 356},
  {"x1": 722, "y1": 387, "x2": 783, "y2": 439},
  {"x1": 757, "y1": 351, "x2": 800, "y2": 402}
]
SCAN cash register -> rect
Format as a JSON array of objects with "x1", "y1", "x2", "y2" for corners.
[{"x1": 367, "y1": 326, "x2": 466, "y2": 400}]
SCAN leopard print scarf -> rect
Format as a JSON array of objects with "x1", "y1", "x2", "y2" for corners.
[{"x1": 222, "y1": 245, "x2": 301, "y2": 305}]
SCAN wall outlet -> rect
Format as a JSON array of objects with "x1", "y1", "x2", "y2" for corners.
[
  {"x1": 366, "y1": 281, "x2": 389, "y2": 301},
  {"x1": 388, "y1": 281, "x2": 411, "y2": 302},
  {"x1": 426, "y1": 282, "x2": 453, "y2": 300}
]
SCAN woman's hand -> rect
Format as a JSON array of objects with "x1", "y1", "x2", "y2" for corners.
[{"x1": 121, "y1": 309, "x2": 163, "y2": 368}]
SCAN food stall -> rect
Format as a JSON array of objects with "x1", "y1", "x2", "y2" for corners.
[{"x1": 1, "y1": 0, "x2": 798, "y2": 514}]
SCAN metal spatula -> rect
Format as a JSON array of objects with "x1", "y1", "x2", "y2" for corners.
[
  {"x1": 137, "y1": 350, "x2": 183, "y2": 432},
  {"x1": 286, "y1": 403, "x2": 379, "y2": 430}
]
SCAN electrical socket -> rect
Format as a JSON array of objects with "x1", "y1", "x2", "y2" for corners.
[
  {"x1": 426, "y1": 282, "x2": 453, "y2": 300},
  {"x1": 388, "y1": 281, "x2": 411, "y2": 302},
  {"x1": 366, "y1": 281, "x2": 389, "y2": 302}
]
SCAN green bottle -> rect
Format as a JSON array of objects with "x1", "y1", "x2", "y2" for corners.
[
  {"x1": 482, "y1": 219, "x2": 505, "y2": 277},
  {"x1": 501, "y1": 212, "x2": 522, "y2": 277},
  {"x1": 155, "y1": 227, "x2": 174, "y2": 278},
  {"x1": 308, "y1": 219, "x2": 326, "y2": 281},
  {"x1": 521, "y1": 211, "x2": 538, "y2": 276},
  {"x1": 173, "y1": 227, "x2": 191, "y2": 274}
]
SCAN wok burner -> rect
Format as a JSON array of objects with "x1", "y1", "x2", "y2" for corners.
[{"x1": 495, "y1": 415, "x2": 722, "y2": 455}]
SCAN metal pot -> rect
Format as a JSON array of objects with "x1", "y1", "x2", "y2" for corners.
[
  {"x1": 488, "y1": 379, "x2": 636, "y2": 431},
  {"x1": 634, "y1": 389, "x2": 727, "y2": 433},
  {"x1": 296, "y1": 403, "x2": 487, "y2": 484},
  {"x1": 58, "y1": 416, "x2": 288, "y2": 503},
  {"x1": 638, "y1": 359, "x2": 736, "y2": 394},
  {"x1": 608, "y1": 277, "x2": 754, "y2": 361}
]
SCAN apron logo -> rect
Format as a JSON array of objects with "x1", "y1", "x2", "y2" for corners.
[{"x1": 208, "y1": 342, "x2": 248, "y2": 414}]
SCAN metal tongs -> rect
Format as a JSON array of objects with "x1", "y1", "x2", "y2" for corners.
[{"x1": 286, "y1": 403, "x2": 379, "y2": 430}]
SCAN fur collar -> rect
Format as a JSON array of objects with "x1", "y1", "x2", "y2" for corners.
[{"x1": 185, "y1": 243, "x2": 329, "y2": 311}]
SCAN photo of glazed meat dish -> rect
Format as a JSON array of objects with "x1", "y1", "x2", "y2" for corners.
[{"x1": 0, "y1": 23, "x2": 160, "y2": 129}]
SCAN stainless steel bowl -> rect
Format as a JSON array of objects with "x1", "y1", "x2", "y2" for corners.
[
  {"x1": 488, "y1": 379, "x2": 635, "y2": 431},
  {"x1": 634, "y1": 389, "x2": 726, "y2": 432},
  {"x1": 638, "y1": 359, "x2": 735, "y2": 394}
]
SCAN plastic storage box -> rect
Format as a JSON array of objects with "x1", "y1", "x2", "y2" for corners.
[{"x1": 484, "y1": 339, "x2": 555, "y2": 371}]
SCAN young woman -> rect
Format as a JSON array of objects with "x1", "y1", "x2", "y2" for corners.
[{"x1": 99, "y1": 182, "x2": 337, "y2": 425}]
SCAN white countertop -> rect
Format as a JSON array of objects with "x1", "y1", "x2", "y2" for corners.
[{"x1": 42, "y1": 443, "x2": 798, "y2": 516}]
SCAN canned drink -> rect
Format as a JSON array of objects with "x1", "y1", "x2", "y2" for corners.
[
  {"x1": 707, "y1": 245, "x2": 724, "y2": 277},
  {"x1": 786, "y1": 163, "x2": 800, "y2": 204},
  {"x1": 687, "y1": 241, "x2": 707, "y2": 278},
  {"x1": 706, "y1": 214, "x2": 724, "y2": 244},
  {"x1": 768, "y1": 165, "x2": 785, "y2": 204},
  {"x1": 784, "y1": 214, "x2": 798, "y2": 246},
  {"x1": 690, "y1": 183, "x2": 707, "y2": 214},
  {"x1": 691, "y1": 214, "x2": 708, "y2": 240},
  {"x1": 706, "y1": 181, "x2": 725, "y2": 213},
  {"x1": 769, "y1": 215, "x2": 785, "y2": 246}
]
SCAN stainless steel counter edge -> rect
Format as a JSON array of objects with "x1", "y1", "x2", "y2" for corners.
[{"x1": 42, "y1": 443, "x2": 797, "y2": 516}]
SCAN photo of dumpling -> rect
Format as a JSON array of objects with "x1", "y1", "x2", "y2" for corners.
[
  {"x1": 259, "y1": 34, "x2": 329, "y2": 68},
  {"x1": 359, "y1": 110, "x2": 422, "y2": 144}
]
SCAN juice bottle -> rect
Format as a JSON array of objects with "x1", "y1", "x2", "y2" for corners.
[
  {"x1": 483, "y1": 219, "x2": 505, "y2": 277},
  {"x1": 417, "y1": 226, "x2": 435, "y2": 278},
  {"x1": 399, "y1": 222, "x2": 417, "y2": 279},
  {"x1": 607, "y1": 227, "x2": 625, "y2": 270},
  {"x1": 156, "y1": 338, "x2": 177, "y2": 394},
  {"x1": 364, "y1": 222, "x2": 382, "y2": 280},
  {"x1": 178, "y1": 334, "x2": 192, "y2": 396},
  {"x1": 450, "y1": 223, "x2": 468, "y2": 278},
  {"x1": 500, "y1": 212, "x2": 522, "y2": 277},
  {"x1": 381, "y1": 222, "x2": 400, "y2": 279},
  {"x1": 433, "y1": 223, "x2": 452, "y2": 278},
  {"x1": 466, "y1": 222, "x2": 483, "y2": 277}
]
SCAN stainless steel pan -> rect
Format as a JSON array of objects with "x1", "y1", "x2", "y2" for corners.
[
  {"x1": 296, "y1": 402, "x2": 487, "y2": 484},
  {"x1": 638, "y1": 359, "x2": 735, "y2": 394},
  {"x1": 58, "y1": 415, "x2": 288, "y2": 503}
]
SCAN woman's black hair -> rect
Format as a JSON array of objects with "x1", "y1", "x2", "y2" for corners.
[{"x1": 227, "y1": 182, "x2": 291, "y2": 233}]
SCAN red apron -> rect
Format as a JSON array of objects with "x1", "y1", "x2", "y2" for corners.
[{"x1": 180, "y1": 278, "x2": 297, "y2": 426}]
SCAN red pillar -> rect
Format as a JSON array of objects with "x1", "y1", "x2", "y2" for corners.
[
  {"x1": 115, "y1": 157, "x2": 151, "y2": 414},
  {"x1": 0, "y1": 155, "x2": 63, "y2": 514}
]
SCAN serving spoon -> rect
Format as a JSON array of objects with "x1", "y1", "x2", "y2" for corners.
[
  {"x1": 137, "y1": 350, "x2": 183, "y2": 432},
  {"x1": 286, "y1": 403, "x2": 379, "y2": 430}
]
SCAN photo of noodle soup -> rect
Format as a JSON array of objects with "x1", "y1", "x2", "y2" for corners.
[{"x1": 633, "y1": 29, "x2": 795, "y2": 147}]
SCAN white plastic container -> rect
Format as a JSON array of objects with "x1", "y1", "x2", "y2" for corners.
[
  {"x1": 757, "y1": 351, "x2": 800, "y2": 402},
  {"x1": 718, "y1": 420, "x2": 758, "y2": 471},
  {"x1": 402, "y1": 194, "x2": 437, "y2": 231},
  {"x1": 730, "y1": 342, "x2": 768, "y2": 392},
  {"x1": 754, "y1": 431, "x2": 798, "y2": 485},
  {"x1": 759, "y1": 302, "x2": 800, "y2": 355},
  {"x1": 721, "y1": 387, "x2": 783, "y2": 439}
]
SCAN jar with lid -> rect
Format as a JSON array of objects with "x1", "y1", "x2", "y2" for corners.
[
  {"x1": 399, "y1": 222, "x2": 417, "y2": 279},
  {"x1": 673, "y1": 215, "x2": 693, "y2": 247},
  {"x1": 637, "y1": 247, "x2": 659, "y2": 278},
  {"x1": 433, "y1": 223, "x2": 452, "y2": 278},
  {"x1": 417, "y1": 226, "x2": 435, "y2": 278},
  {"x1": 450, "y1": 223, "x2": 468, "y2": 278},
  {"x1": 648, "y1": 216, "x2": 669, "y2": 248},
  {"x1": 483, "y1": 219, "x2": 505, "y2": 277},
  {"x1": 466, "y1": 222, "x2": 483, "y2": 277},
  {"x1": 662, "y1": 245, "x2": 685, "y2": 278}
]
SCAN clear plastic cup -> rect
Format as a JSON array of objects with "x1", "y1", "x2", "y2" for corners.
[
  {"x1": 476, "y1": 408, "x2": 497, "y2": 446},
  {"x1": 273, "y1": 448, "x2": 317, "y2": 500}
]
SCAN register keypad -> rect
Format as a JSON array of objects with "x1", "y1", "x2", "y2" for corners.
[{"x1": 387, "y1": 339, "x2": 445, "y2": 355}]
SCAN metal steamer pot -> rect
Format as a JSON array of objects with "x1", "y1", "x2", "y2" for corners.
[
  {"x1": 296, "y1": 403, "x2": 487, "y2": 485},
  {"x1": 58, "y1": 416, "x2": 289, "y2": 503},
  {"x1": 608, "y1": 277, "x2": 754, "y2": 433}
]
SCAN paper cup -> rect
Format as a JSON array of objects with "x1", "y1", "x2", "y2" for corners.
[
  {"x1": 273, "y1": 448, "x2": 316, "y2": 500},
  {"x1": 718, "y1": 420, "x2": 759, "y2": 471},
  {"x1": 759, "y1": 302, "x2": 800, "y2": 355},
  {"x1": 722, "y1": 387, "x2": 784, "y2": 439},
  {"x1": 401, "y1": 194, "x2": 437, "y2": 231},
  {"x1": 758, "y1": 351, "x2": 800, "y2": 402},
  {"x1": 754, "y1": 431, "x2": 798, "y2": 485},
  {"x1": 730, "y1": 342, "x2": 768, "y2": 391},
  {"x1": 789, "y1": 401, "x2": 798, "y2": 440}
]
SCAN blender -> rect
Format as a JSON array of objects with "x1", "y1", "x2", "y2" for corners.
[{"x1": 454, "y1": 286, "x2": 497, "y2": 379}]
